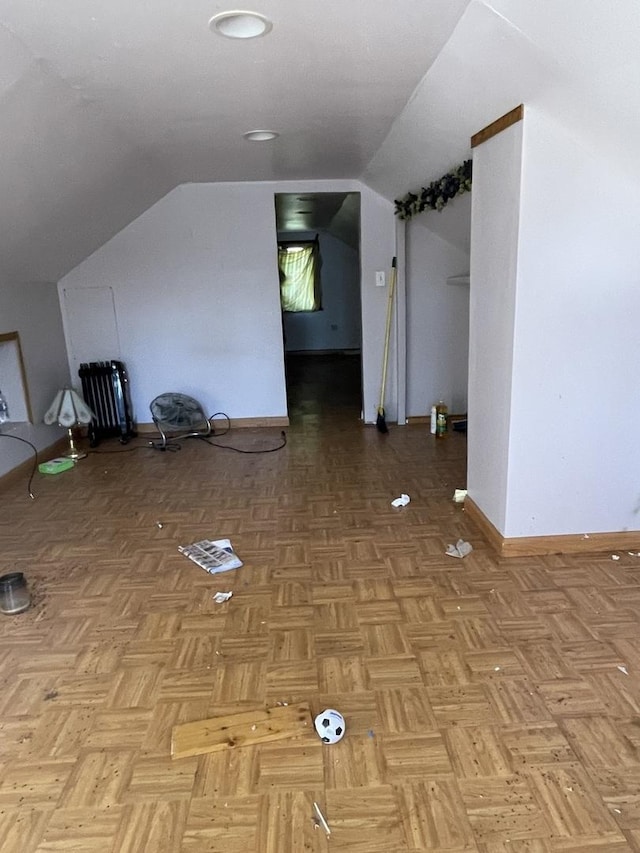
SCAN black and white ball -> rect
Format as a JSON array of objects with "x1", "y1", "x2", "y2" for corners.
[{"x1": 314, "y1": 709, "x2": 346, "y2": 744}]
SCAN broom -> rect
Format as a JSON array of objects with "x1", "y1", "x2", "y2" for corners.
[{"x1": 376, "y1": 257, "x2": 397, "y2": 434}]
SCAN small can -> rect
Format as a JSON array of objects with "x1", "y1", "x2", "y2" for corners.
[{"x1": 0, "y1": 572, "x2": 31, "y2": 615}]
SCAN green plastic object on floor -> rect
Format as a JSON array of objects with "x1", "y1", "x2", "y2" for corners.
[{"x1": 38, "y1": 457, "x2": 75, "y2": 475}]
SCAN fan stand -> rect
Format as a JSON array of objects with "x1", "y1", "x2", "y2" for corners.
[{"x1": 149, "y1": 393, "x2": 212, "y2": 450}]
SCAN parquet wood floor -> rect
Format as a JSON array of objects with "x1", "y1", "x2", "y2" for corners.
[{"x1": 2, "y1": 358, "x2": 640, "y2": 851}]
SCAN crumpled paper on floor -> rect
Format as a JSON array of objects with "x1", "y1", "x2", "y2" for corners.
[
  {"x1": 446, "y1": 539, "x2": 473, "y2": 558},
  {"x1": 452, "y1": 489, "x2": 468, "y2": 503},
  {"x1": 213, "y1": 591, "x2": 233, "y2": 603},
  {"x1": 391, "y1": 494, "x2": 410, "y2": 508}
]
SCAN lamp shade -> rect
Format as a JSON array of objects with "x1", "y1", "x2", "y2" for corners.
[{"x1": 44, "y1": 388, "x2": 95, "y2": 428}]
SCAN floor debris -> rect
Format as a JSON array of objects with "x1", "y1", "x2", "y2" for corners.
[
  {"x1": 178, "y1": 537, "x2": 243, "y2": 574},
  {"x1": 611, "y1": 554, "x2": 621, "y2": 561},
  {"x1": 313, "y1": 801, "x2": 331, "y2": 837},
  {"x1": 391, "y1": 493, "x2": 410, "y2": 508},
  {"x1": 618, "y1": 665, "x2": 629, "y2": 675},
  {"x1": 446, "y1": 539, "x2": 473, "y2": 558},
  {"x1": 453, "y1": 489, "x2": 468, "y2": 503},
  {"x1": 213, "y1": 591, "x2": 233, "y2": 603},
  {"x1": 171, "y1": 702, "x2": 312, "y2": 759}
]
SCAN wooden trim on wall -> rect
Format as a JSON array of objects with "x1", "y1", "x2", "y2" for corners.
[
  {"x1": 465, "y1": 495, "x2": 640, "y2": 557},
  {"x1": 464, "y1": 496, "x2": 505, "y2": 554},
  {"x1": 136, "y1": 416, "x2": 290, "y2": 434},
  {"x1": 471, "y1": 104, "x2": 524, "y2": 149}
]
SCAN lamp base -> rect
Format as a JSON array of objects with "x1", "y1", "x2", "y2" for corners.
[{"x1": 65, "y1": 428, "x2": 87, "y2": 460}]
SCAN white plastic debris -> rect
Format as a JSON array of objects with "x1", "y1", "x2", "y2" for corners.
[
  {"x1": 446, "y1": 539, "x2": 473, "y2": 558},
  {"x1": 453, "y1": 489, "x2": 468, "y2": 503},
  {"x1": 628, "y1": 551, "x2": 640, "y2": 557},
  {"x1": 391, "y1": 493, "x2": 410, "y2": 508},
  {"x1": 611, "y1": 554, "x2": 621, "y2": 561},
  {"x1": 213, "y1": 591, "x2": 233, "y2": 603},
  {"x1": 313, "y1": 802, "x2": 331, "y2": 837},
  {"x1": 156, "y1": 521, "x2": 164, "y2": 529},
  {"x1": 617, "y1": 665, "x2": 629, "y2": 676}
]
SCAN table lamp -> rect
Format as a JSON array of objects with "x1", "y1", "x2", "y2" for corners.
[{"x1": 44, "y1": 387, "x2": 95, "y2": 460}]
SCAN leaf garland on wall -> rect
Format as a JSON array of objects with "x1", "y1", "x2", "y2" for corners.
[{"x1": 394, "y1": 159, "x2": 472, "y2": 220}]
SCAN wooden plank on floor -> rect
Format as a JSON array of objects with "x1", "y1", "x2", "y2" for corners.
[{"x1": 171, "y1": 702, "x2": 312, "y2": 759}]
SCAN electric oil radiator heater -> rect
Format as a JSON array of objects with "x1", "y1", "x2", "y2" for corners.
[{"x1": 78, "y1": 360, "x2": 136, "y2": 447}]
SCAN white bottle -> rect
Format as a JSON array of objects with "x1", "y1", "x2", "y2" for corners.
[{"x1": 430, "y1": 404, "x2": 437, "y2": 434}]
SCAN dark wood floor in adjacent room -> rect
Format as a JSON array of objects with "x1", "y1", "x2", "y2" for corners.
[{"x1": 1, "y1": 355, "x2": 640, "y2": 852}]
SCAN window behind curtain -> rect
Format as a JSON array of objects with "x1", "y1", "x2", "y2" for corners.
[{"x1": 278, "y1": 240, "x2": 321, "y2": 312}]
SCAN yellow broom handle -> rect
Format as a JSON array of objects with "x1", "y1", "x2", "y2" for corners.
[{"x1": 379, "y1": 263, "x2": 397, "y2": 411}]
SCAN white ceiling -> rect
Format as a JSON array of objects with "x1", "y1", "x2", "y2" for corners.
[
  {"x1": 1, "y1": 0, "x2": 638, "y2": 283},
  {"x1": 0, "y1": 0, "x2": 472, "y2": 281}
]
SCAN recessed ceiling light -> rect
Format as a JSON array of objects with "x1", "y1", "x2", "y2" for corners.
[
  {"x1": 209, "y1": 11, "x2": 272, "y2": 39},
  {"x1": 243, "y1": 130, "x2": 279, "y2": 141}
]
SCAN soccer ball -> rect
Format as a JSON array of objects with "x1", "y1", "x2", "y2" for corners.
[{"x1": 314, "y1": 709, "x2": 346, "y2": 744}]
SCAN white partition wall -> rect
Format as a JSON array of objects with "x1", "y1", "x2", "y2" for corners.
[
  {"x1": 468, "y1": 120, "x2": 523, "y2": 533},
  {"x1": 469, "y1": 107, "x2": 640, "y2": 541}
]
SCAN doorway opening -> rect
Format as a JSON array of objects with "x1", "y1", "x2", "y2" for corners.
[{"x1": 274, "y1": 192, "x2": 362, "y2": 423}]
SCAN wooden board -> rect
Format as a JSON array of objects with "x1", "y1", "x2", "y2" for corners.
[
  {"x1": 171, "y1": 702, "x2": 312, "y2": 759},
  {"x1": 471, "y1": 103, "x2": 524, "y2": 148}
]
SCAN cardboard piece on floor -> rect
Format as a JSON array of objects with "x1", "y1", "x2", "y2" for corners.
[{"x1": 171, "y1": 702, "x2": 312, "y2": 759}]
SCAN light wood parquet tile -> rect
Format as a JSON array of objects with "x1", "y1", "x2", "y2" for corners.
[{"x1": 3, "y1": 361, "x2": 640, "y2": 852}]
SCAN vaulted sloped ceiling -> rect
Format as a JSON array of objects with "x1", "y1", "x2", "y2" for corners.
[
  {"x1": 0, "y1": 0, "x2": 471, "y2": 284},
  {"x1": 365, "y1": 0, "x2": 640, "y2": 203},
  {"x1": 1, "y1": 0, "x2": 638, "y2": 285}
]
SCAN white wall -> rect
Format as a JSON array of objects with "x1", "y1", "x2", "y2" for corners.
[
  {"x1": 468, "y1": 121, "x2": 523, "y2": 533},
  {"x1": 58, "y1": 180, "x2": 395, "y2": 426},
  {"x1": 406, "y1": 215, "x2": 470, "y2": 416},
  {"x1": 504, "y1": 108, "x2": 640, "y2": 536},
  {"x1": 0, "y1": 283, "x2": 68, "y2": 477},
  {"x1": 281, "y1": 231, "x2": 361, "y2": 352}
]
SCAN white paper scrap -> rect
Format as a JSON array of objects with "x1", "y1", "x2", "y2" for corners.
[
  {"x1": 446, "y1": 539, "x2": 473, "y2": 559},
  {"x1": 213, "y1": 591, "x2": 233, "y2": 603},
  {"x1": 611, "y1": 554, "x2": 621, "y2": 561},
  {"x1": 391, "y1": 493, "x2": 410, "y2": 508},
  {"x1": 453, "y1": 489, "x2": 468, "y2": 503},
  {"x1": 617, "y1": 665, "x2": 629, "y2": 676}
]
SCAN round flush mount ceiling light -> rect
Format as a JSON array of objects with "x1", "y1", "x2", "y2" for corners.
[
  {"x1": 243, "y1": 129, "x2": 279, "y2": 141},
  {"x1": 209, "y1": 11, "x2": 273, "y2": 39}
]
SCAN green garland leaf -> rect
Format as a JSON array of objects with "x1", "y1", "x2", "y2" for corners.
[{"x1": 394, "y1": 159, "x2": 472, "y2": 220}]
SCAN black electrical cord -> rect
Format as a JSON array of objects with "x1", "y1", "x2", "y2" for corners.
[
  {"x1": 198, "y1": 430, "x2": 287, "y2": 454},
  {"x1": 0, "y1": 433, "x2": 38, "y2": 499},
  {"x1": 204, "y1": 411, "x2": 287, "y2": 453},
  {"x1": 91, "y1": 411, "x2": 285, "y2": 456},
  {"x1": 208, "y1": 412, "x2": 231, "y2": 437}
]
